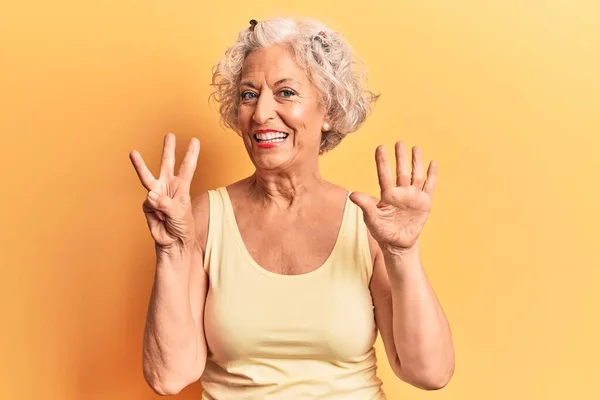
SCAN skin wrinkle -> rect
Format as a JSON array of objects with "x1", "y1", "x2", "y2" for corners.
[
  {"x1": 236, "y1": 45, "x2": 330, "y2": 210},
  {"x1": 211, "y1": 18, "x2": 378, "y2": 154}
]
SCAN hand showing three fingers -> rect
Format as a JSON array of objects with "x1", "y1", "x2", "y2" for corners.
[
  {"x1": 349, "y1": 141, "x2": 438, "y2": 253},
  {"x1": 129, "y1": 133, "x2": 200, "y2": 249}
]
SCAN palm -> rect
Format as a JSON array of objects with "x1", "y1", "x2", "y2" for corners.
[
  {"x1": 350, "y1": 142, "x2": 438, "y2": 251},
  {"x1": 129, "y1": 133, "x2": 200, "y2": 248},
  {"x1": 150, "y1": 176, "x2": 188, "y2": 207}
]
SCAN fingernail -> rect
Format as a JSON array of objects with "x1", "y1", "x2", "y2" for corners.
[{"x1": 148, "y1": 191, "x2": 158, "y2": 201}]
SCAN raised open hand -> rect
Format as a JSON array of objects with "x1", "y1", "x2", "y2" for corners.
[
  {"x1": 129, "y1": 133, "x2": 200, "y2": 249},
  {"x1": 349, "y1": 141, "x2": 438, "y2": 252}
]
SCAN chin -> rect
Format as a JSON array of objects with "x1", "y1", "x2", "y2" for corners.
[{"x1": 251, "y1": 152, "x2": 291, "y2": 171}]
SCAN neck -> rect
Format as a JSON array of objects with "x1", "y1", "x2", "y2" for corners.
[{"x1": 246, "y1": 164, "x2": 326, "y2": 209}]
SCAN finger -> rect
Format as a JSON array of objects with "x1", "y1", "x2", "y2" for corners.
[
  {"x1": 129, "y1": 150, "x2": 156, "y2": 191},
  {"x1": 159, "y1": 133, "x2": 176, "y2": 180},
  {"x1": 376, "y1": 145, "x2": 395, "y2": 192},
  {"x1": 178, "y1": 137, "x2": 200, "y2": 182},
  {"x1": 145, "y1": 198, "x2": 166, "y2": 220},
  {"x1": 145, "y1": 213, "x2": 160, "y2": 232},
  {"x1": 423, "y1": 161, "x2": 438, "y2": 196},
  {"x1": 147, "y1": 190, "x2": 174, "y2": 216},
  {"x1": 395, "y1": 141, "x2": 411, "y2": 187},
  {"x1": 142, "y1": 199, "x2": 163, "y2": 228},
  {"x1": 411, "y1": 146, "x2": 425, "y2": 189},
  {"x1": 349, "y1": 191, "x2": 379, "y2": 220}
]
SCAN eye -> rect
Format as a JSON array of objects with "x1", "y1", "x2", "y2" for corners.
[
  {"x1": 241, "y1": 91, "x2": 257, "y2": 100},
  {"x1": 278, "y1": 89, "x2": 296, "y2": 98}
]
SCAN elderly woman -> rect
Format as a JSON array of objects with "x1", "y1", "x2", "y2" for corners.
[{"x1": 130, "y1": 17, "x2": 454, "y2": 399}]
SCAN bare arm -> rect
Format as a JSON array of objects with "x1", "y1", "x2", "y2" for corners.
[
  {"x1": 370, "y1": 239, "x2": 454, "y2": 390},
  {"x1": 351, "y1": 142, "x2": 454, "y2": 390},
  {"x1": 143, "y1": 241, "x2": 208, "y2": 395},
  {"x1": 142, "y1": 190, "x2": 210, "y2": 395},
  {"x1": 130, "y1": 134, "x2": 210, "y2": 395}
]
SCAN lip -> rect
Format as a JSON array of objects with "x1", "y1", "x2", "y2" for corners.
[{"x1": 256, "y1": 141, "x2": 284, "y2": 149}]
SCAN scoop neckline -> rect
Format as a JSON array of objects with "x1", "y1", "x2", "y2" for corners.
[{"x1": 218, "y1": 186, "x2": 351, "y2": 279}]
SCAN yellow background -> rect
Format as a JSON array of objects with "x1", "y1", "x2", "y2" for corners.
[{"x1": 2, "y1": 1, "x2": 598, "y2": 399}]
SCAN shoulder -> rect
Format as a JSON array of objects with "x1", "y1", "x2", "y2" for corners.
[
  {"x1": 324, "y1": 182, "x2": 351, "y2": 204},
  {"x1": 191, "y1": 182, "x2": 249, "y2": 254}
]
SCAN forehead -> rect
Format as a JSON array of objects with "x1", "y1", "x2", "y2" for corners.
[{"x1": 241, "y1": 44, "x2": 309, "y2": 84}]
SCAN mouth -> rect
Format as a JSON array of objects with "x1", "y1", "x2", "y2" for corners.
[{"x1": 253, "y1": 131, "x2": 289, "y2": 147}]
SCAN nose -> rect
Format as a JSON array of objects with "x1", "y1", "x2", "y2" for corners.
[{"x1": 252, "y1": 92, "x2": 277, "y2": 125}]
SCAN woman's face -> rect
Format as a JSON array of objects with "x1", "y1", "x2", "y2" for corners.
[{"x1": 237, "y1": 44, "x2": 327, "y2": 171}]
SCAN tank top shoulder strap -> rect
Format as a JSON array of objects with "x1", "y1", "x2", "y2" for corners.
[
  {"x1": 330, "y1": 193, "x2": 374, "y2": 285},
  {"x1": 203, "y1": 187, "x2": 233, "y2": 273}
]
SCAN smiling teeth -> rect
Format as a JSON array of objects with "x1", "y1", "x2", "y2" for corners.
[{"x1": 255, "y1": 132, "x2": 288, "y2": 140}]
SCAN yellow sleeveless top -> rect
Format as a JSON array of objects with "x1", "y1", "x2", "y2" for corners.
[{"x1": 201, "y1": 187, "x2": 386, "y2": 399}]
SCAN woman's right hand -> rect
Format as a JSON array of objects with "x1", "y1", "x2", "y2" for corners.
[{"x1": 129, "y1": 133, "x2": 200, "y2": 250}]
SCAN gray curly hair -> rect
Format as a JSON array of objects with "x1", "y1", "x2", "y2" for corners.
[{"x1": 210, "y1": 17, "x2": 379, "y2": 154}]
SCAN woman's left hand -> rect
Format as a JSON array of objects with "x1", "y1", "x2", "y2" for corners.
[{"x1": 349, "y1": 141, "x2": 438, "y2": 253}]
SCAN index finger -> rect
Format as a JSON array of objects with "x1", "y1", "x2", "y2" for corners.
[
  {"x1": 177, "y1": 137, "x2": 200, "y2": 182},
  {"x1": 376, "y1": 145, "x2": 395, "y2": 192},
  {"x1": 129, "y1": 150, "x2": 156, "y2": 191}
]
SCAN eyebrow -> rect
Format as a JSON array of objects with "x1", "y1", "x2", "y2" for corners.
[
  {"x1": 239, "y1": 78, "x2": 301, "y2": 89},
  {"x1": 239, "y1": 81, "x2": 257, "y2": 89},
  {"x1": 274, "y1": 78, "x2": 299, "y2": 86}
]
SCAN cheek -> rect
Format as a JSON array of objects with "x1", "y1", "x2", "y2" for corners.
[
  {"x1": 289, "y1": 103, "x2": 305, "y2": 120},
  {"x1": 289, "y1": 107, "x2": 307, "y2": 132},
  {"x1": 237, "y1": 107, "x2": 247, "y2": 126},
  {"x1": 237, "y1": 111, "x2": 255, "y2": 137},
  {"x1": 286, "y1": 103, "x2": 322, "y2": 132}
]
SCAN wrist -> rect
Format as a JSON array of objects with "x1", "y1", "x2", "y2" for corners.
[
  {"x1": 380, "y1": 241, "x2": 420, "y2": 259},
  {"x1": 155, "y1": 239, "x2": 197, "y2": 261},
  {"x1": 379, "y1": 242, "x2": 423, "y2": 278}
]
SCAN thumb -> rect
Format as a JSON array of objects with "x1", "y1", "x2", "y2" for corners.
[{"x1": 349, "y1": 192, "x2": 379, "y2": 219}]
